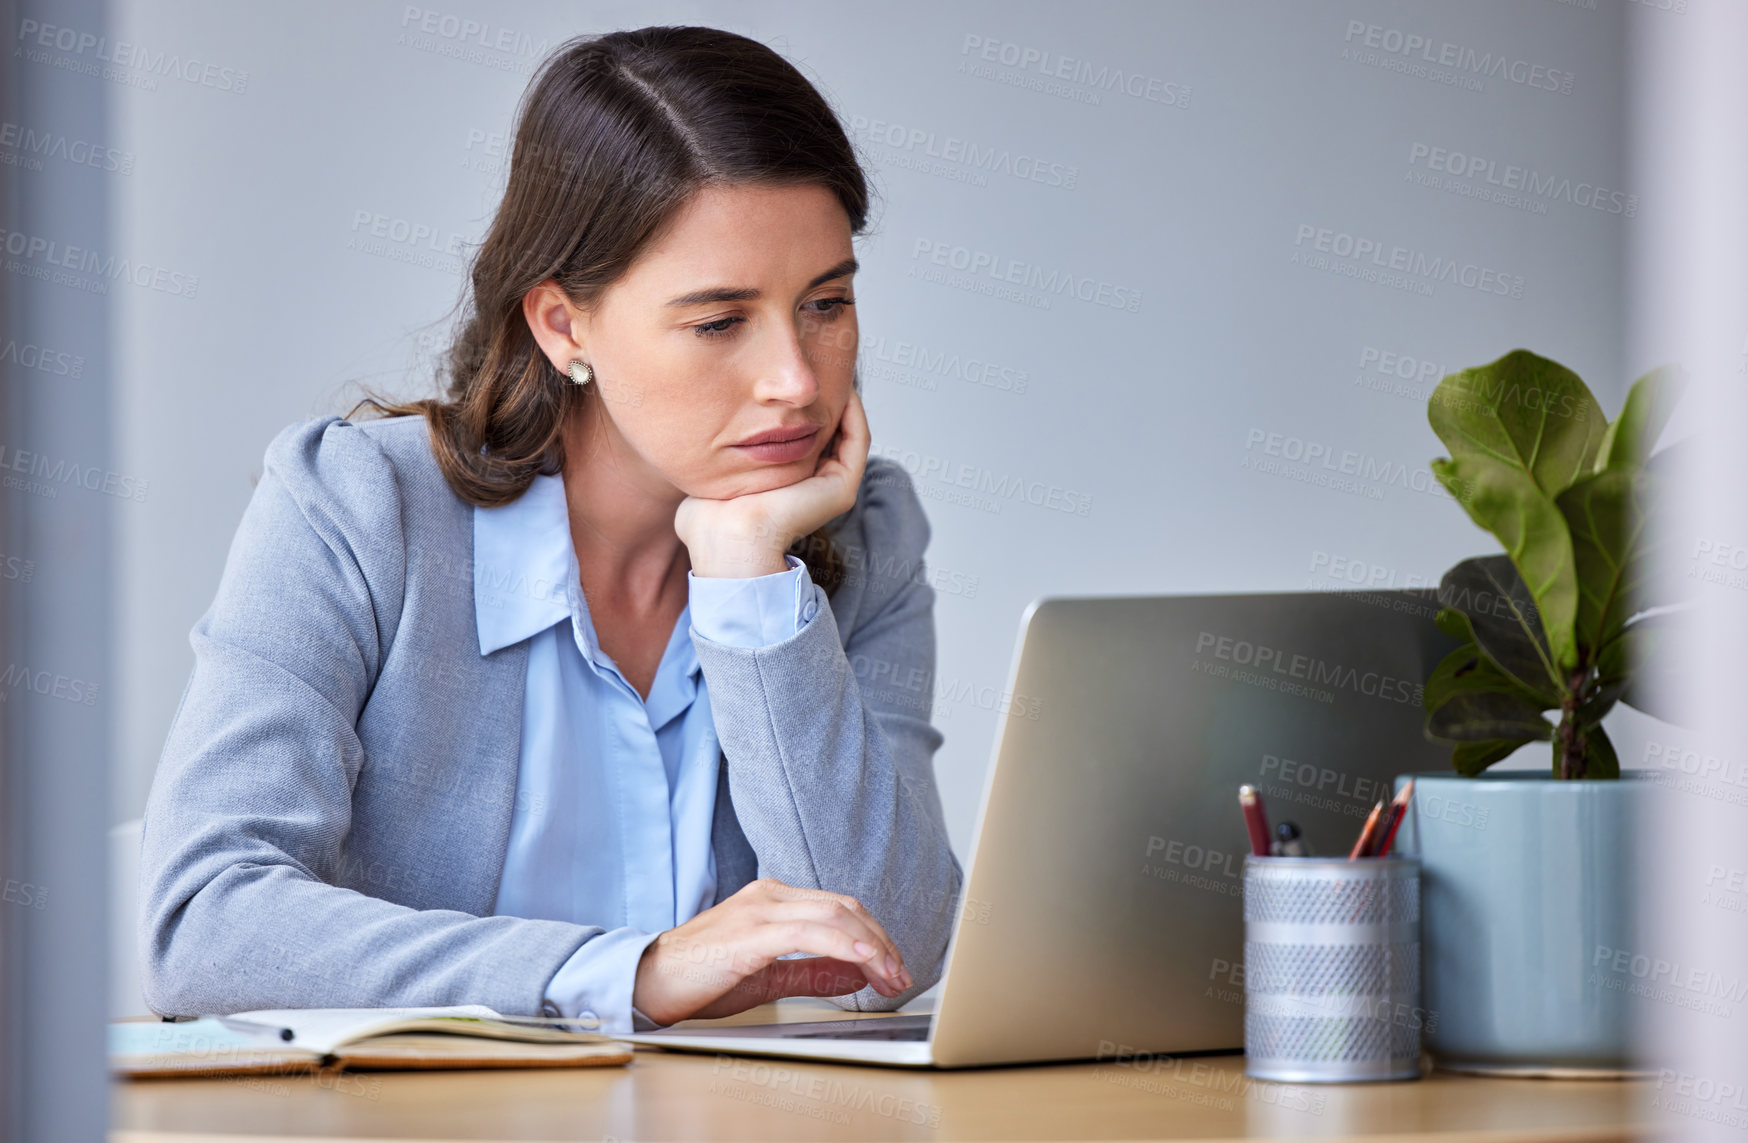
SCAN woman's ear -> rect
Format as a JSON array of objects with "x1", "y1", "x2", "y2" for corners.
[{"x1": 522, "y1": 279, "x2": 587, "y2": 370}]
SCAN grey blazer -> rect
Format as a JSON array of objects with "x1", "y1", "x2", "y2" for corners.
[{"x1": 138, "y1": 413, "x2": 962, "y2": 1019}]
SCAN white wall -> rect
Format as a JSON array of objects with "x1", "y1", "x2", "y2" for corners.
[
  {"x1": 1627, "y1": 1, "x2": 1748, "y2": 1133},
  {"x1": 112, "y1": 0, "x2": 1638, "y2": 856}
]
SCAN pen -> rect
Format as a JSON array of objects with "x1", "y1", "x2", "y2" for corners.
[
  {"x1": 1348, "y1": 800, "x2": 1385, "y2": 860},
  {"x1": 216, "y1": 1016, "x2": 295, "y2": 1042},
  {"x1": 1374, "y1": 779, "x2": 1415, "y2": 858},
  {"x1": 1272, "y1": 820, "x2": 1310, "y2": 857},
  {"x1": 1238, "y1": 785, "x2": 1271, "y2": 857}
]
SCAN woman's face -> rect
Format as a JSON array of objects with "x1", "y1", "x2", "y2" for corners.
[{"x1": 532, "y1": 182, "x2": 860, "y2": 500}]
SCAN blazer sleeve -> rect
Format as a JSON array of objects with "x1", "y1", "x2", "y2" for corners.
[
  {"x1": 688, "y1": 460, "x2": 964, "y2": 1011},
  {"x1": 137, "y1": 417, "x2": 597, "y2": 1019}
]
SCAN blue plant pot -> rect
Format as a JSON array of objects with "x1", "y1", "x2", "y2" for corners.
[{"x1": 1391, "y1": 771, "x2": 1650, "y2": 1076}]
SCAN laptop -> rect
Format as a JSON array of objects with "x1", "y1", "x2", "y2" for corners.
[{"x1": 621, "y1": 588, "x2": 1461, "y2": 1067}]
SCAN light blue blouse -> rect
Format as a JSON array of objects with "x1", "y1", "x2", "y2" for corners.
[{"x1": 472, "y1": 472, "x2": 819, "y2": 1033}]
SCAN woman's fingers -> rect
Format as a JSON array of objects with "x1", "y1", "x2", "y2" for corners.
[
  {"x1": 815, "y1": 385, "x2": 870, "y2": 489},
  {"x1": 686, "y1": 956, "x2": 872, "y2": 1020},
  {"x1": 760, "y1": 892, "x2": 909, "y2": 989},
  {"x1": 837, "y1": 384, "x2": 871, "y2": 482},
  {"x1": 729, "y1": 956, "x2": 874, "y2": 1007},
  {"x1": 633, "y1": 880, "x2": 915, "y2": 1025},
  {"x1": 747, "y1": 881, "x2": 909, "y2": 989},
  {"x1": 766, "y1": 956, "x2": 875, "y2": 998},
  {"x1": 756, "y1": 919, "x2": 904, "y2": 996},
  {"x1": 810, "y1": 385, "x2": 867, "y2": 474}
]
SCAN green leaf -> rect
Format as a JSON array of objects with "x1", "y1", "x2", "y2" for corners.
[
  {"x1": 1594, "y1": 617, "x2": 1641, "y2": 692},
  {"x1": 1557, "y1": 467, "x2": 1650, "y2": 660},
  {"x1": 1424, "y1": 640, "x2": 1554, "y2": 718},
  {"x1": 1429, "y1": 348, "x2": 1609, "y2": 498},
  {"x1": 1424, "y1": 627, "x2": 1533, "y2": 776},
  {"x1": 1451, "y1": 739, "x2": 1532, "y2": 777},
  {"x1": 1582, "y1": 721, "x2": 1621, "y2": 779},
  {"x1": 1428, "y1": 691, "x2": 1555, "y2": 743},
  {"x1": 1424, "y1": 641, "x2": 1556, "y2": 742},
  {"x1": 1424, "y1": 641, "x2": 1479, "y2": 717},
  {"x1": 1594, "y1": 366, "x2": 1686, "y2": 473},
  {"x1": 1432, "y1": 457, "x2": 1579, "y2": 671},
  {"x1": 1436, "y1": 556, "x2": 1566, "y2": 702},
  {"x1": 1599, "y1": 611, "x2": 1691, "y2": 726},
  {"x1": 1433, "y1": 607, "x2": 1473, "y2": 642},
  {"x1": 1576, "y1": 676, "x2": 1624, "y2": 725}
]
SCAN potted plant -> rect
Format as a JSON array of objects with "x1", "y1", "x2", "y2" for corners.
[{"x1": 1397, "y1": 347, "x2": 1683, "y2": 1076}]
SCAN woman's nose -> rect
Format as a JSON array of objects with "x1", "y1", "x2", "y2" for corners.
[{"x1": 751, "y1": 329, "x2": 821, "y2": 404}]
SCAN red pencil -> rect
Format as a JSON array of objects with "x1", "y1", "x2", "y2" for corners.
[
  {"x1": 1374, "y1": 779, "x2": 1415, "y2": 858},
  {"x1": 1238, "y1": 785, "x2": 1271, "y2": 857},
  {"x1": 1348, "y1": 800, "x2": 1385, "y2": 860}
]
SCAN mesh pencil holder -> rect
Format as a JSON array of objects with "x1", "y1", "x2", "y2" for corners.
[{"x1": 1242, "y1": 855, "x2": 1423, "y2": 1083}]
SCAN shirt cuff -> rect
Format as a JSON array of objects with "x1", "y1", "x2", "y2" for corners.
[
  {"x1": 543, "y1": 927, "x2": 662, "y2": 1035},
  {"x1": 687, "y1": 553, "x2": 819, "y2": 647}
]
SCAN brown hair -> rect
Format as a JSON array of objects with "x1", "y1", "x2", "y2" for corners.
[{"x1": 353, "y1": 25, "x2": 873, "y2": 596}]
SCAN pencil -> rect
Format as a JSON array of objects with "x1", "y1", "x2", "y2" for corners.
[
  {"x1": 1238, "y1": 785, "x2": 1271, "y2": 857},
  {"x1": 1348, "y1": 800, "x2": 1385, "y2": 859},
  {"x1": 1374, "y1": 779, "x2": 1415, "y2": 858}
]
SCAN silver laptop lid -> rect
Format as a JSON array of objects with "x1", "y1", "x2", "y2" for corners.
[{"x1": 928, "y1": 589, "x2": 1458, "y2": 1068}]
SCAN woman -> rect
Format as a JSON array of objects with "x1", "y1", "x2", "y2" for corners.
[{"x1": 138, "y1": 25, "x2": 961, "y2": 1034}]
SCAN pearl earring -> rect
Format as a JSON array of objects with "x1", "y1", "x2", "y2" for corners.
[{"x1": 567, "y1": 359, "x2": 593, "y2": 388}]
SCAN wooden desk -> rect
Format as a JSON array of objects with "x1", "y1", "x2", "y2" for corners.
[{"x1": 113, "y1": 999, "x2": 1656, "y2": 1142}]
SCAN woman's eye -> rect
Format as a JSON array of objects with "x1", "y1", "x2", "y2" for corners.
[
  {"x1": 693, "y1": 298, "x2": 853, "y2": 341},
  {"x1": 693, "y1": 316, "x2": 743, "y2": 340},
  {"x1": 808, "y1": 297, "x2": 855, "y2": 318}
]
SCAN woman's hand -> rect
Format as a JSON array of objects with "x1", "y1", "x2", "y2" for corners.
[
  {"x1": 631, "y1": 876, "x2": 913, "y2": 1026},
  {"x1": 675, "y1": 387, "x2": 871, "y2": 578}
]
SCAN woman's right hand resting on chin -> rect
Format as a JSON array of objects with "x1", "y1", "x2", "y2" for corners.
[{"x1": 631, "y1": 877, "x2": 914, "y2": 1026}]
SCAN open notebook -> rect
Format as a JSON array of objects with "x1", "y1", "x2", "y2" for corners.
[{"x1": 111, "y1": 1004, "x2": 634, "y2": 1077}]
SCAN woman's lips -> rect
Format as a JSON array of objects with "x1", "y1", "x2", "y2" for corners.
[{"x1": 731, "y1": 427, "x2": 819, "y2": 463}]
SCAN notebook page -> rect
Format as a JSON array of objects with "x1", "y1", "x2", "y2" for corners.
[{"x1": 229, "y1": 1004, "x2": 506, "y2": 1055}]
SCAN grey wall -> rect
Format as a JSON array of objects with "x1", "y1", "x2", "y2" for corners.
[
  {"x1": 4, "y1": 0, "x2": 116, "y2": 1137},
  {"x1": 110, "y1": 0, "x2": 1642, "y2": 861}
]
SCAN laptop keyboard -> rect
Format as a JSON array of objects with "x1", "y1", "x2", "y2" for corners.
[
  {"x1": 787, "y1": 1022, "x2": 931, "y2": 1041},
  {"x1": 644, "y1": 1014, "x2": 934, "y2": 1042}
]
